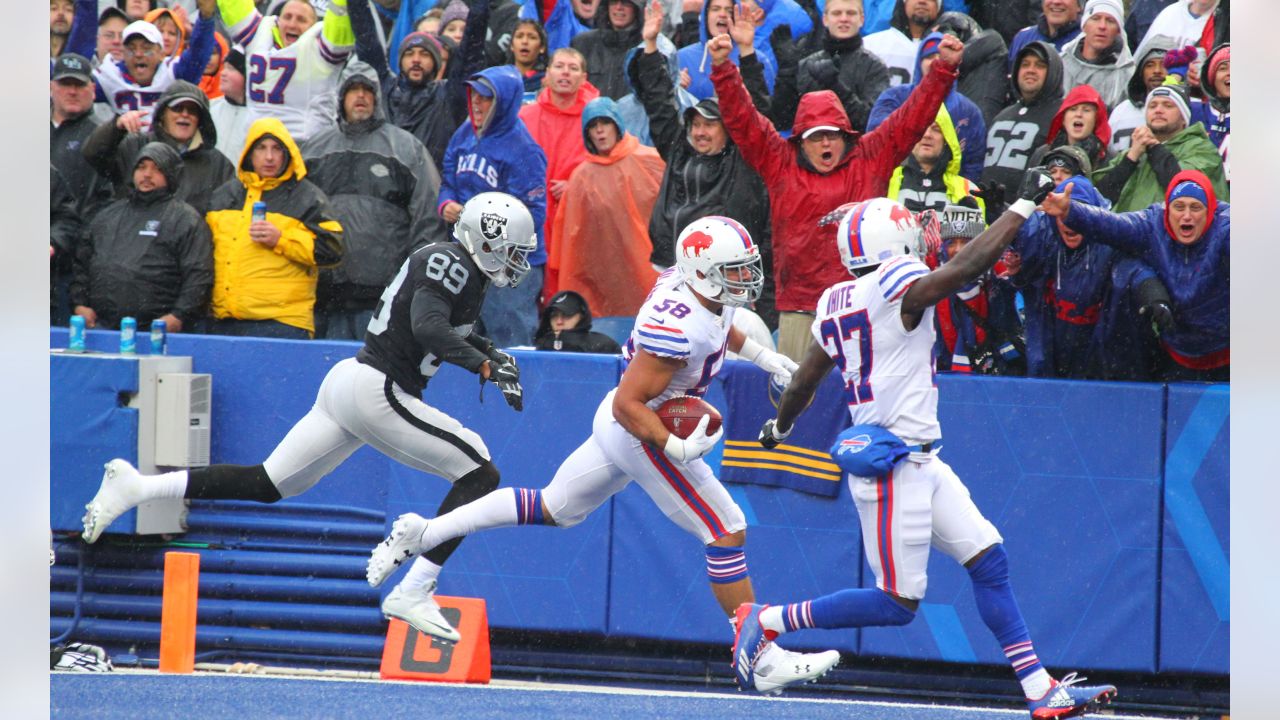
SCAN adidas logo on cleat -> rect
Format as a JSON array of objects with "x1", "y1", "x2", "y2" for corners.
[{"x1": 1047, "y1": 687, "x2": 1074, "y2": 708}]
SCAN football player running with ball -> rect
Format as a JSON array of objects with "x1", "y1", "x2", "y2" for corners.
[
  {"x1": 82, "y1": 192, "x2": 536, "y2": 645},
  {"x1": 367, "y1": 216, "x2": 841, "y2": 694},
  {"x1": 743, "y1": 171, "x2": 1118, "y2": 717}
]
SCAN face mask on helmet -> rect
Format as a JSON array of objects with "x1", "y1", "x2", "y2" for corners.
[
  {"x1": 835, "y1": 197, "x2": 926, "y2": 276},
  {"x1": 674, "y1": 216, "x2": 763, "y2": 307},
  {"x1": 454, "y1": 192, "x2": 538, "y2": 288}
]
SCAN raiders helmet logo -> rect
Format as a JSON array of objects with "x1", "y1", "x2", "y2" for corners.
[{"x1": 480, "y1": 212, "x2": 507, "y2": 241}]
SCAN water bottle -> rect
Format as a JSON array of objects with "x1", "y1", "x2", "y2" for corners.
[
  {"x1": 69, "y1": 315, "x2": 86, "y2": 352},
  {"x1": 120, "y1": 317, "x2": 137, "y2": 354},
  {"x1": 150, "y1": 318, "x2": 167, "y2": 355},
  {"x1": 252, "y1": 201, "x2": 267, "y2": 223}
]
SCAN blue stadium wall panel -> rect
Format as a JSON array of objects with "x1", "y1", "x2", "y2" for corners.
[
  {"x1": 49, "y1": 332, "x2": 1227, "y2": 678},
  {"x1": 858, "y1": 377, "x2": 1164, "y2": 674},
  {"x1": 1159, "y1": 383, "x2": 1229, "y2": 674},
  {"x1": 50, "y1": 352, "x2": 140, "y2": 532}
]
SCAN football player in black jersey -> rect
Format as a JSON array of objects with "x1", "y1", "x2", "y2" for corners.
[{"x1": 82, "y1": 192, "x2": 537, "y2": 643}]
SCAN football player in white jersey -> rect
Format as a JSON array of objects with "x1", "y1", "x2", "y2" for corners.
[
  {"x1": 742, "y1": 174, "x2": 1119, "y2": 718},
  {"x1": 221, "y1": 0, "x2": 355, "y2": 141},
  {"x1": 367, "y1": 217, "x2": 842, "y2": 694}
]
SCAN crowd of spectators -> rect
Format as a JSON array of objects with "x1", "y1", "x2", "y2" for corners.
[{"x1": 50, "y1": 0, "x2": 1230, "y2": 383}]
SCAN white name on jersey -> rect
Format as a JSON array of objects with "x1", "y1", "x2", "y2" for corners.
[{"x1": 813, "y1": 256, "x2": 941, "y2": 443}]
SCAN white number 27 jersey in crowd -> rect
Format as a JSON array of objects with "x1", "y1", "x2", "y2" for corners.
[
  {"x1": 811, "y1": 256, "x2": 941, "y2": 444},
  {"x1": 623, "y1": 268, "x2": 735, "y2": 408}
]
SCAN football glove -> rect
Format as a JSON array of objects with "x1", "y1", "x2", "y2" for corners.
[
  {"x1": 664, "y1": 414, "x2": 723, "y2": 463},
  {"x1": 486, "y1": 356, "x2": 524, "y2": 411},
  {"x1": 1018, "y1": 166, "x2": 1055, "y2": 204},
  {"x1": 758, "y1": 418, "x2": 792, "y2": 449}
]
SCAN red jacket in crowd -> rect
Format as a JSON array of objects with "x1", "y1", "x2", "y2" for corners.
[{"x1": 710, "y1": 57, "x2": 957, "y2": 314}]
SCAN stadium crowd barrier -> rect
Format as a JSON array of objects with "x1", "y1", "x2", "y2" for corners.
[{"x1": 49, "y1": 329, "x2": 1228, "y2": 676}]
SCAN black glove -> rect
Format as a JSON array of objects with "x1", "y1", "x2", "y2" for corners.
[
  {"x1": 758, "y1": 418, "x2": 792, "y2": 449},
  {"x1": 1134, "y1": 277, "x2": 1174, "y2": 338},
  {"x1": 808, "y1": 57, "x2": 840, "y2": 89},
  {"x1": 973, "y1": 180, "x2": 1006, "y2": 206},
  {"x1": 1018, "y1": 166, "x2": 1055, "y2": 205},
  {"x1": 487, "y1": 356, "x2": 523, "y2": 411},
  {"x1": 1139, "y1": 302, "x2": 1174, "y2": 337}
]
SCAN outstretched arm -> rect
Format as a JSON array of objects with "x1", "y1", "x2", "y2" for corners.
[
  {"x1": 900, "y1": 168, "x2": 1054, "y2": 326},
  {"x1": 1041, "y1": 183, "x2": 1155, "y2": 257},
  {"x1": 858, "y1": 34, "x2": 963, "y2": 182},
  {"x1": 348, "y1": 0, "x2": 391, "y2": 81},
  {"x1": 173, "y1": 0, "x2": 218, "y2": 83},
  {"x1": 708, "y1": 33, "x2": 791, "y2": 184},
  {"x1": 772, "y1": 338, "x2": 834, "y2": 435}
]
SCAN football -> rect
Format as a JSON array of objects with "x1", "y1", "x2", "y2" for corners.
[{"x1": 656, "y1": 395, "x2": 722, "y2": 439}]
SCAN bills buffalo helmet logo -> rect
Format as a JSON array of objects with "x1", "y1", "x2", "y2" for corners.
[
  {"x1": 836, "y1": 434, "x2": 871, "y2": 455},
  {"x1": 480, "y1": 212, "x2": 507, "y2": 241},
  {"x1": 887, "y1": 203, "x2": 919, "y2": 232},
  {"x1": 681, "y1": 231, "x2": 714, "y2": 258}
]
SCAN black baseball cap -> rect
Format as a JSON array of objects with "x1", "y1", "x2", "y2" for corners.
[
  {"x1": 99, "y1": 6, "x2": 129, "y2": 25},
  {"x1": 52, "y1": 53, "x2": 93, "y2": 84}
]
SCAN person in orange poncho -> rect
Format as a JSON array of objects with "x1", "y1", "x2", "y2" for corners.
[
  {"x1": 518, "y1": 47, "x2": 599, "y2": 303},
  {"x1": 199, "y1": 31, "x2": 229, "y2": 100},
  {"x1": 551, "y1": 96, "x2": 664, "y2": 318}
]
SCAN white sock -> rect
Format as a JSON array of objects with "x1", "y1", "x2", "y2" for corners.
[
  {"x1": 759, "y1": 605, "x2": 786, "y2": 635},
  {"x1": 418, "y1": 487, "x2": 520, "y2": 551},
  {"x1": 149, "y1": 470, "x2": 190, "y2": 501},
  {"x1": 1022, "y1": 669, "x2": 1053, "y2": 700},
  {"x1": 398, "y1": 557, "x2": 443, "y2": 595}
]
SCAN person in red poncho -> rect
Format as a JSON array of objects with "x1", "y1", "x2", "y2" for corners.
[
  {"x1": 518, "y1": 47, "x2": 600, "y2": 303},
  {"x1": 708, "y1": 19, "x2": 963, "y2": 360},
  {"x1": 551, "y1": 96, "x2": 664, "y2": 317}
]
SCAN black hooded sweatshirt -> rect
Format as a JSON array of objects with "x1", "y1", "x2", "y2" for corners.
[
  {"x1": 534, "y1": 291, "x2": 623, "y2": 354},
  {"x1": 70, "y1": 142, "x2": 213, "y2": 330},
  {"x1": 82, "y1": 80, "x2": 234, "y2": 215},
  {"x1": 979, "y1": 41, "x2": 1065, "y2": 204},
  {"x1": 571, "y1": 0, "x2": 644, "y2": 100}
]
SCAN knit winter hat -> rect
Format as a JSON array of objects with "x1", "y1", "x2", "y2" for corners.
[
  {"x1": 1206, "y1": 44, "x2": 1230, "y2": 82},
  {"x1": 1082, "y1": 0, "x2": 1123, "y2": 29},
  {"x1": 1146, "y1": 82, "x2": 1191, "y2": 126},
  {"x1": 441, "y1": 0, "x2": 469, "y2": 28},
  {"x1": 225, "y1": 47, "x2": 246, "y2": 76},
  {"x1": 1162, "y1": 44, "x2": 1200, "y2": 79}
]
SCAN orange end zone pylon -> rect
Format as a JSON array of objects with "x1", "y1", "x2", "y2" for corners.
[
  {"x1": 379, "y1": 596, "x2": 491, "y2": 684},
  {"x1": 158, "y1": 551, "x2": 200, "y2": 673}
]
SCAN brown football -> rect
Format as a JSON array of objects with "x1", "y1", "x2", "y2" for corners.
[{"x1": 656, "y1": 395, "x2": 723, "y2": 439}]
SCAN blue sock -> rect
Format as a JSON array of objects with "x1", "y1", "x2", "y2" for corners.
[
  {"x1": 781, "y1": 588, "x2": 915, "y2": 632},
  {"x1": 513, "y1": 488, "x2": 546, "y2": 525},
  {"x1": 968, "y1": 545, "x2": 1050, "y2": 696}
]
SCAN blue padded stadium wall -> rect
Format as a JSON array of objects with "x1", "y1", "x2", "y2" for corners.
[{"x1": 48, "y1": 329, "x2": 1228, "y2": 678}]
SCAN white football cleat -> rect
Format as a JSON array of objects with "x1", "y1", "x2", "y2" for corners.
[
  {"x1": 81, "y1": 459, "x2": 147, "y2": 544},
  {"x1": 366, "y1": 513, "x2": 429, "y2": 587},
  {"x1": 752, "y1": 643, "x2": 840, "y2": 695},
  {"x1": 381, "y1": 580, "x2": 461, "y2": 643}
]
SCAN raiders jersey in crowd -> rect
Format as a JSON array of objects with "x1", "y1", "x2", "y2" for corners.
[{"x1": 356, "y1": 242, "x2": 496, "y2": 396}]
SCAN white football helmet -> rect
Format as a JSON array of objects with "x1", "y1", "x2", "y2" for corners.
[
  {"x1": 834, "y1": 197, "x2": 926, "y2": 276},
  {"x1": 453, "y1": 192, "x2": 538, "y2": 288},
  {"x1": 675, "y1": 216, "x2": 763, "y2": 307}
]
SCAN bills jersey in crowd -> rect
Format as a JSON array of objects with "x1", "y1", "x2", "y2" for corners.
[
  {"x1": 623, "y1": 268, "x2": 735, "y2": 406},
  {"x1": 357, "y1": 242, "x2": 488, "y2": 396},
  {"x1": 812, "y1": 255, "x2": 941, "y2": 444},
  {"x1": 225, "y1": 0, "x2": 354, "y2": 141}
]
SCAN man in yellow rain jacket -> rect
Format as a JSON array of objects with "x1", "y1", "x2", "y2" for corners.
[{"x1": 204, "y1": 116, "x2": 343, "y2": 338}]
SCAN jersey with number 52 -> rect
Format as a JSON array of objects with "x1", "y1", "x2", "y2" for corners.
[
  {"x1": 623, "y1": 268, "x2": 735, "y2": 408},
  {"x1": 356, "y1": 242, "x2": 488, "y2": 396},
  {"x1": 811, "y1": 256, "x2": 941, "y2": 444}
]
